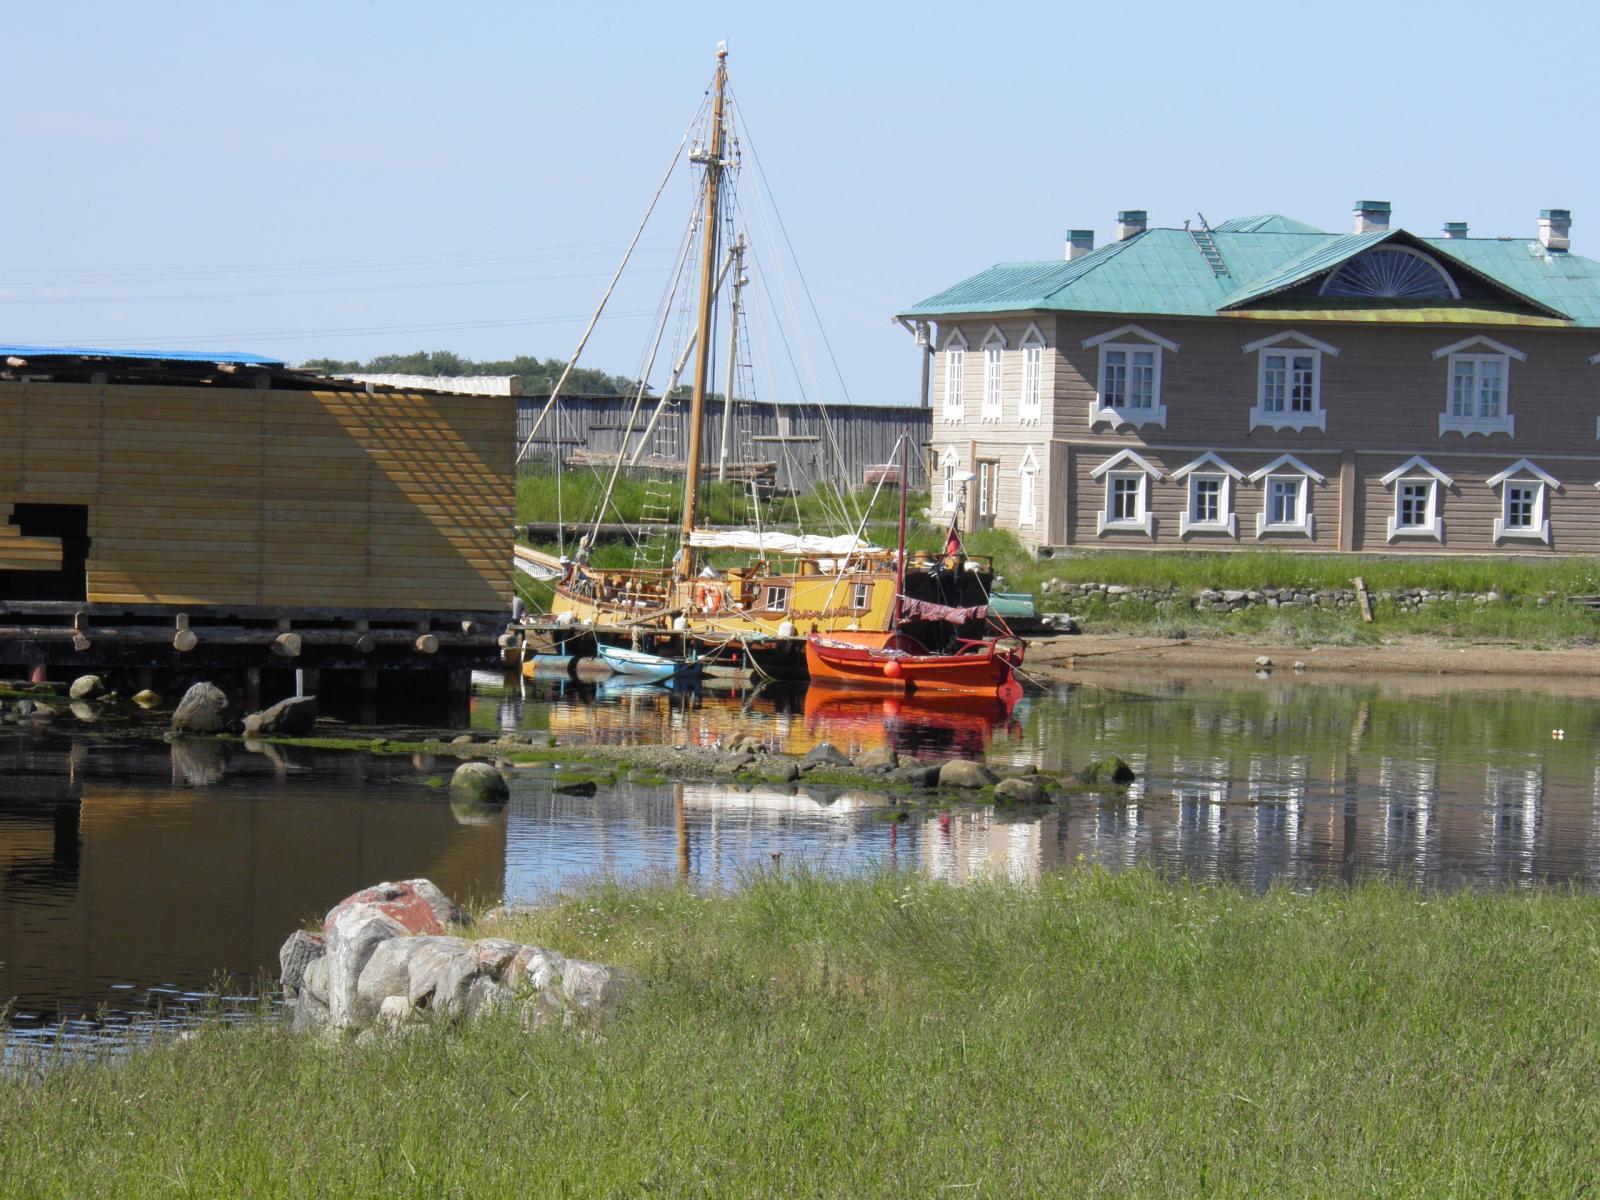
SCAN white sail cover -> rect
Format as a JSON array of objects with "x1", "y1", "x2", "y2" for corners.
[{"x1": 688, "y1": 530, "x2": 877, "y2": 555}]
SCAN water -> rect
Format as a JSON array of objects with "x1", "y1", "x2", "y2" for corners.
[{"x1": 6, "y1": 671, "x2": 1600, "y2": 1035}]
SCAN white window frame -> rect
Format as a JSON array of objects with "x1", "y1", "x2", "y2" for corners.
[
  {"x1": 939, "y1": 447, "x2": 959, "y2": 513},
  {"x1": 1243, "y1": 331, "x2": 1337, "y2": 433},
  {"x1": 1173, "y1": 452, "x2": 1242, "y2": 538},
  {"x1": 851, "y1": 581, "x2": 871, "y2": 610},
  {"x1": 1381, "y1": 455, "x2": 1451, "y2": 542},
  {"x1": 941, "y1": 327, "x2": 967, "y2": 423},
  {"x1": 1488, "y1": 458, "x2": 1559, "y2": 545},
  {"x1": 1083, "y1": 324, "x2": 1177, "y2": 431},
  {"x1": 1434, "y1": 335, "x2": 1524, "y2": 438},
  {"x1": 1017, "y1": 447, "x2": 1039, "y2": 528},
  {"x1": 1018, "y1": 323, "x2": 1045, "y2": 424},
  {"x1": 976, "y1": 459, "x2": 997, "y2": 518},
  {"x1": 762, "y1": 584, "x2": 791, "y2": 612},
  {"x1": 1249, "y1": 453, "x2": 1325, "y2": 540},
  {"x1": 980, "y1": 326, "x2": 1005, "y2": 422},
  {"x1": 1090, "y1": 448, "x2": 1162, "y2": 537}
]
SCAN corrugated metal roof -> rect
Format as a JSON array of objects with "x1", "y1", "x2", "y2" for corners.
[
  {"x1": 0, "y1": 344, "x2": 282, "y2": 365},
  {"x1": 900, "y1": 224, "x2": 1600, "y2": 327}
]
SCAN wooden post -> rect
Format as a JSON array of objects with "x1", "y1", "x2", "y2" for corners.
[
  {"x1": 414, "y1": 633, "x2": 440, "y2": 655},
  {"x1": 1354, "y1": 576, "x2": 1373, "y2": 624},
  {"x1": 272, "y1": 632, "x2": 303, "y2": 658},
  {"x1": 173, "y1": 629, "x2": 199, "y2": 652},
  {"x1": 1338, "y1": 450, "x2": 1357, "y2": 552}
]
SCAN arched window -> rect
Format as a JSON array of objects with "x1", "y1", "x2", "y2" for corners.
[{"x1": 1319, "y1": 246, "x2": 1460, "y2": 300}]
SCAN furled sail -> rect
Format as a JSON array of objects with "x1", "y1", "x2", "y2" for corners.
[{"x1": 687, "y1": 530, "x2": 878, "y2": 555}]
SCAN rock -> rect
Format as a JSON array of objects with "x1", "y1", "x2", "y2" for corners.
[
  {"x1": 1254, "y1": 656, "x2": 1273, "y2": 669},
  {"x1": 378, "y1": 994, "x2": 417, "y2": 1028},
  {"x1": 1079, "y1": 756, "x2": 1136, "y2": 786},
  {"x1": 993, "y1": 777, "x2": 1048, "y2": 805},
  {"x1": 278, "y1": 930, "x2": 326, "y2": 997},
  {"x1": 854, "y1": 746, "x2": 899, "y2": 772},
  {"x1": 356, "y1": 935, "x2": 429, "y2": 1017},
  {"x1": 69, "y1": 674, "x2": 106, "y2": 701},
  {"x1": 450, "y1": 734, "x2": 477, "y2": 747},
  {"x1": 132, "y1": 689, "x2": 161, "y2": 709},
  {"x1": 1222, "y1": 590, "x2": 1246, "y2": 603},
  {"x1": 992, "y1": 763, "x2": 1039, "y2": 779},
  {"x1": 449, "y1": 761, "x2": 510, "y2": 804},
  {"x1": 801, "y1": 742, "x2": 851, "y2": 770},
  {"x1": 171, "y1": 682, "x2": 229, "y2": 734},
  {"x1": 890, "y1": 762, "x2": 941, "y2": 788},
  {"x1": 242, "y1": 695, "x2": 318, "y2": 737},
  {"x1": 320, "y1": 881, "x2": 469, "y2": 1030},
  {"x1": 938, "y1": 759, "x2": 997, "y2": 789},
  {"x1": 11, "y1": 699, "x2": 34, "y2": 717},
  {"x1": 1292, "y1": 661, "x2": 1307, "y2": 673},
  {"x1": 552, "y1": 777, "x2": 598, "y2": 795},
  {"x1": 303, "y1": 956, "x2": 330, "y2": 1005},
  {"x1": 404, "y1": 937, "x2": 477, "y2": 1010},
  {"x1": 69, "y1": 701, "x2": 98, "y2": 723},
  {"x1": 471, "y1": 938, "x2": 524, "y2": 977},
  {"x1": 714, "y1": 752, "x2": 755, "y2": 776},
  {"x1": 557, "y1": 959, "x2": 635, "y2": 1026},
  {"x1": 771, "y1": 760, "x2": 800, "y2": 783}
]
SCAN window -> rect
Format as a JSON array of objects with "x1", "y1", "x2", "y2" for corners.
[
  {"x1": 851, "y1": 582, "x2": 870, "y2": 610},
  {"x1": 1084, "y1": 325, "x2": 1176, "y2": 430},
  {"x1": 1018, "y1": 451, "x2": 1038, "y2": 528},
  {"x1": 1090, "y1": 448, "x2": 1162, "y2": 537},
  {"x1": 980, "y1": 327, "x2": 1005, "y2": 421},
  {"x1": 1488, "y1": 459, "x2": 1559, "y2": 544},
  {"x1": 1244, "y1": 332, "x2": 1335, "y2": 432},
  {"x1": 976, "y1": 461, "x2": 997, "y2": 518},
  {"x1": 1435, "y1": 336, "x2": 1523, "y2": 437},
  {"x1": 1249, "y1": 453, "x2": 1324, "y2": 539},
  {"x1": 1381, "y1": 456, "x2": 1450, "y2": 542},
  {"x1": 1019, "y1": 325, "x2": 1044, "y2": 422},
  {"x1": 762, "y1": 584, "x2": 791, "y2": 611},
  {"x1": 1174, "y1": 453, "x2": 1241, "y2": 538},
  {"x1": 941, "y1": 450, "x2": 958, "y2": 513},
  {"x1": 941, "y1": 329, "x2": 967, "y2": 421}
]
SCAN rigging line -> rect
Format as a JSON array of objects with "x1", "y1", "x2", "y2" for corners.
[{"x1": 516, "y1": 94, "x2": 706, "y2": 465}]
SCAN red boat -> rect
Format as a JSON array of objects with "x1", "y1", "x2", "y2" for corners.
[{"x1": 805, "y1": 629, "x2": 1024, "y2": 700}]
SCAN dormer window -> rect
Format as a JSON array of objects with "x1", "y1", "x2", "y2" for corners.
[
  {"x1": 1381, "y1": 456, "x2": 1452, "y2": 542},
  {"x1": 1243, "y1": 332, "x2": 1336, "y2": 433},
  {"x1": 1083, "y1": 324, "x2": 1177, "y2": 431},
  {"x1": 1488, "y1": 459, "x2": 1559, "y2": 544},
  {"x1": 1019, "y1": 324, "x2": 1044, "y2": 423},
  {"x1": 1090, "y1": 449, "x2": 1162, "y2": 538},
  {"x1": 941, "y1": 328, "x2": 967, "y2": 422},
  {"x1": 1435, "y1": 336, "x2": 1524, "y2": 437},
  {"x1": 1249, "y1": 453, "x2": 1325, "y2": 539},
  {"x1": 980, "y1": 326, "x2": 1005, "y2": 422}
]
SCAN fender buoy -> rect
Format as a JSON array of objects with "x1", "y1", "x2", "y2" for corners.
[{"x1": 883, "y1": 659, "x2": 902, "y2": 679}]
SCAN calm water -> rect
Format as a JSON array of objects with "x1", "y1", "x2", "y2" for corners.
[{"x1": 6, "y1": 673, "x2": 1600, "y2": 1034}]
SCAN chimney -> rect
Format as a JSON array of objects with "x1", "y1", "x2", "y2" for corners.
[
  {"x1": 1116, "y1": 210, "x2": 1147, "y2": 241},
  {"x1": 1353, "y1": 200, "x2": 1391, "y2": 235},
  {"x1": 1443, "y1": 221, "x2": 1469, "y2": 239},
  {"x1": 1064, "y1": 229, "x2": 1095, "y2": 260},
  {"x1": 1539, "y1": 208, "x2": 1572, "y2": 253}
]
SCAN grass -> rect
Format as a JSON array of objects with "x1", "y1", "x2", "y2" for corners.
[{"x1": 6, "y1": 869, "x2": 1600, "y2": 1196}]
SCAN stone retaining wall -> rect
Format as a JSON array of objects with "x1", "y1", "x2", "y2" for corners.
[{"x1": 1039, "y1": 580, "x2": 1548, "y2": 613}]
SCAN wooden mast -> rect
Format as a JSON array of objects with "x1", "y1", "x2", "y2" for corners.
[{"x1": 677, "y1": 43, "x2": 728, "y2": 577}]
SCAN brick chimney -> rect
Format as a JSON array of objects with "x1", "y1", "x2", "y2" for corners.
[
  {"x1": 1539, "y1": 209, "x2": 1572, "y2": 253},
  {"x1": 1353, "y1": 200, "x2": 1391, "y2": 235},
  {"x1": 1443, "y1": 221, "x2": 1469, "y2": 239},
  {"x1": 1116, "y1": 210, "x2": 1147, "y2": 241},
  {"x1": 1064, "y1": 229, "x2": 1095, "y2": 260}
]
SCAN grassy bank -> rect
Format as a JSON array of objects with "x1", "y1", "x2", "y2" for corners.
[{"x1": 6, "y1": 870, "x2": 1600, "y2": 1197}]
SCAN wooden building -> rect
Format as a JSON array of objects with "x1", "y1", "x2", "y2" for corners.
[
  {"x1": 0, "y1": 347, "x2": 513, "y2": 676},
  {"x1": 898, "y1": 204, "x2": 1600, "y2": 556}
]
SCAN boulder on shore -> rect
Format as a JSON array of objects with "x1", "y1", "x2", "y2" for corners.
[
  {"x1": 171, "y1": 682, "x2": 229, "y2": 734},
  {"x1": 938, "y1": 759, "x2": 997, "y2": 789},
  {"x1": 449, "y1": 761, "x2": 510, "y2": 804},
  {"x1": 890, "y1": 762, "x2": 941, "y2": 788},
  {"x1": 802, "y1": 742, "x2": 852, "y2": 770},
  {"x1": 69, "y1": 674, "x2": 106, "y2": 701},
  {"x1": 1079, "y1": 756, "x2": 1137, "y2": 786},
  {"x1": 854, "y1": 746, "x2": 899, "y2": 772},
  {"x1": 242, "y1": 695, "x2": 318, "y2": 737},
  {"x1": 994, "y1": 776, "x2": 1048, "y2": 805},
  {"x1": 132, "y1": 689, "x2": 162, "y2": 709}
]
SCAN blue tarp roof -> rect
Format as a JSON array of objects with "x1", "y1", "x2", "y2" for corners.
[{"x1": 0, "y1": 344, "x2": 282, "y2": 365}]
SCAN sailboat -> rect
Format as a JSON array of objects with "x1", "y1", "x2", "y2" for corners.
[
  {"x1": 805, "y1": 440, "x2": 1025, "y2": 700},
  {"x1": 520, "y1": 46, "x2": 993, "y2": 670}
]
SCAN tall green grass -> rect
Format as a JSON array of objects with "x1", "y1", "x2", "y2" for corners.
[{"x1": 6, "y1": 870, "x2": 1600, "y2": 1197}]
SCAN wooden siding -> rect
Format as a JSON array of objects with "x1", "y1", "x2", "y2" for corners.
[{"x1": 0, "y1": 382, "x2": 513, "y2": 611}]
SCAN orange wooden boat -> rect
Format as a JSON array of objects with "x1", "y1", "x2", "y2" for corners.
[{"x1": 804, "y1": 629, "x2": 1024, "y2": 699}]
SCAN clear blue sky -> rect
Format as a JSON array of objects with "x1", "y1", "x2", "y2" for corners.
[{"x1": 4, "y1": 0, "x2": 1596, "y2": 403}]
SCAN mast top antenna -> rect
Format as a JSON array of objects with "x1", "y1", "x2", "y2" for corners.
[{"x1": 716, "y1": 40, "x2": 728, "y2": 59}]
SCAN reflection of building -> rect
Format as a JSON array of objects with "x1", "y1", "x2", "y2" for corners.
[
  {"x1": 1377, "y1": 757, "x2": 1436, "y2": 881},
  {"x1": 919, "y1": 809, "x2": 1062, "y2": 885},
  {"x1": 1484, "y1": 763, "x2": 1543, "y2": 882}
]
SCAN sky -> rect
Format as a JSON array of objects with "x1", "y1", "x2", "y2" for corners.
[{"x1": 3, "y1": 0, "x2": 1598, "y2": 404}]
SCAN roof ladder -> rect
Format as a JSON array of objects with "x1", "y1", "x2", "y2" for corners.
[{"x1": 1189, "y1": 215, "x2": 1230, "y2": 278}]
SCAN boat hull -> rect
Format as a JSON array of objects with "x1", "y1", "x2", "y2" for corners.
[
  {"x1": 597, "y1": 644, "x2": 700, "y2": 682},
  {"x1": 804, "y1": 631, "x2": 1023, "y2": 698}
]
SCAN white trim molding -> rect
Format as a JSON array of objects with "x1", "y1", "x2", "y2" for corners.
[
  {"x1": 1437, "y1": 338, "x2": 1520, "y2": 438},
  {"x1": 1382, "y1": 456, "x2": 1453, "y2": 542},
  {"x1": 940, "y1": 326, "x2": 967, "y2": 424},
  {"x1": 1092, "y1": 448, "x2": 1161, "y2": 538},
  {"x1": 1431, "y1": 335, "x2": 1527, "y2": 362},
  {"x1": 1018, "y1": 323, "x2": 1045, "y2": 425},
  {"x1": 1174, "y1": 452, "x2": 1243, "y2": 538},
  {"x1": 1250, "y1": 454, "x2": 1322, "y2": 540},
  {"x1": 979, "y1": 326, "x2": 1006, "y2": 423},
  {"x1": 939, "y1": 445, "x2": 960, "y2": 513},
  {"x1": 1081, "y1": 324, "x2": 1180, "y2": 353},
  {"x1": 1488, "y1": 458, "x2": 1560, "y2": 545},
  {"x1": 1240, "y1": 330, "x2": 1342, "y2": 358},
  {"x1": 1017, "y1": 446, "x2": 1039, "y2": 528},
  {"x1": 1247, "y1": 334, "x2": 1331, "y2": 433}
]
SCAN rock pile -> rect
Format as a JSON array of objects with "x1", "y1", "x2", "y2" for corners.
[
  {"x1": 1039, "y1": 580, "x2": 1521, "y2": 615},
  {"x1": 279, "y1": 879, "x2": 633, "y2": 1037}
]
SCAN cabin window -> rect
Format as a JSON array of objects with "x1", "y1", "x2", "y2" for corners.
[
  {"x1": 980, "y1": 327, "x2": 1005, "y2": 422},
  {"x1": 1019, "y1": 326, "x2": 1044, "y2": 422},
  {"x1": 761, "y1": 584, "x2": 790, "y2": 611},
  {"x1": 851, "y1": 582, "x2": 870, "y2": 610},
  {"x1": 942, "y1": 329, "x2": 967, "y2": 421},
  {"x1": 1018, "y1": 460, "x2": 1037, "y2": 527}
]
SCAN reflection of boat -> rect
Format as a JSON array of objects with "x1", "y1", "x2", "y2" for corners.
[
  {"x1": 806, "y1": 630, "x2": 1023, "y2": 699},
  {"x1": 803, "y1": 686, "x2": 1017, "y2": 760},
  {"x1": 597, "y1": 643, "x2": 701, "y2": 683}
]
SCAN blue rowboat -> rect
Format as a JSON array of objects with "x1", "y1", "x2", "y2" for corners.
[{"x1": 597, "y1": 643, "x2": 701, "y2": 682}]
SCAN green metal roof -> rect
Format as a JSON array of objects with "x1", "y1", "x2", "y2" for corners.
[{"x1": 900, "y1": 220, "x2": 1600, "y2": 328}]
